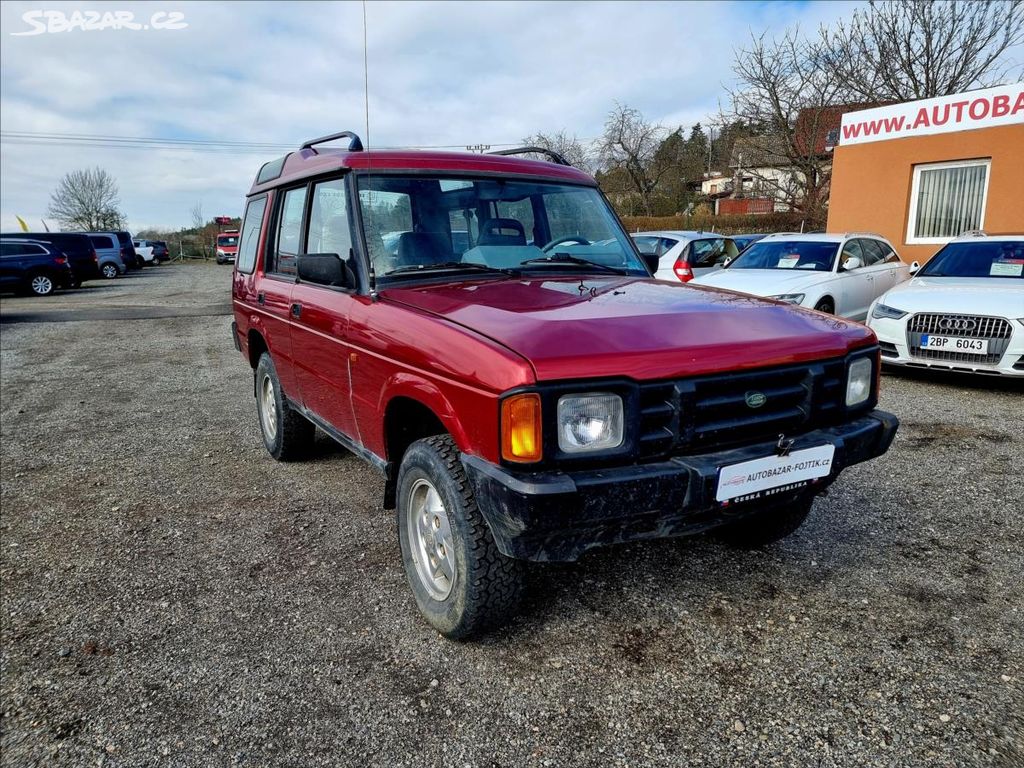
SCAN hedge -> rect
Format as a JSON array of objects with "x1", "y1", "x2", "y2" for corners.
[{"x1": 619, "y1": 212, "x2": 824, "y2": 236}]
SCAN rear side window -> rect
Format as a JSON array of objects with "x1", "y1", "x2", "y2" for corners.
[
  {"x1": 689, "y1": 238, "x2": 728, "y2": 267},
  {"x1": 866, "y1": 239, "x2": 900, "y2": 264},
  {"x1": 89, "y1": 235, "x2": 115, "y2": 249},
  {"x1": 271, "y1": 187, "x2": 307, "y2": 276},
  {"x1": 237, "y1": 195, "x2": 268, "y2": 274},
  {"x1": 858, "y1": 239, "x2": 885, "y2": 266},
  {"x1": 1, "y1": 243, "x2": 27, "y2": 256}
]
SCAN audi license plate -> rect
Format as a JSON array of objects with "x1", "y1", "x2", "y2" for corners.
[
  {"x1": 716, "y1": 445, "x2": 835, "y2": 503},
  {"x1": 921, "y1": 334, "x2": 989, "y2": 355}
]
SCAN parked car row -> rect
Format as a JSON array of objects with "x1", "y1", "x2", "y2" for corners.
[
  {"x1": 633, "y1": 228, "x2": 1022, "y2": 377},
  {"x1": 0, "y1": 230, "x2": 167, "y2": 297}
]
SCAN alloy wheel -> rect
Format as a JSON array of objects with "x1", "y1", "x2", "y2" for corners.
[{"x1": 407, "y1": 478, "x2": 457, "y2": 600}]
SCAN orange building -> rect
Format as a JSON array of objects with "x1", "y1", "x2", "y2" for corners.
[{"x1": 827, "y1": 84, "x2": 1024, "y2": 264}]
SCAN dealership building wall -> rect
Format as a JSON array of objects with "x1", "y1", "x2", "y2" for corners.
[{"x1": 827, "y1": 86, "x2": 1024, "y2": 264}]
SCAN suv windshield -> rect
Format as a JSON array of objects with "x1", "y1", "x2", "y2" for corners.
[
  {"x1": 356, "y1": 174, "x2": 647, "y2": 279},
  {"x1": 218, "y1": 235, "x2": 238, "y2": 247},
  {"x1": 728, "y1": 240, "x2": 839, "y2": 272},
  {"x1": 918, "y1": 240, "x2": 1024, "y2": 278}
]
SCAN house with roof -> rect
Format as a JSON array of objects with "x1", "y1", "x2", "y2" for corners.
[{"x1": 718, "y1": 104, "x2": 872, "y2": 216}]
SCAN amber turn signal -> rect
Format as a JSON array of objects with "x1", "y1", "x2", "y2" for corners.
[{"x1": 501, "y1": 393, "x2": 542, "y2": 463}]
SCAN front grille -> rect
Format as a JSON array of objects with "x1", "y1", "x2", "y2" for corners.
[
  {"x1": 637, "y1": 357, "x2": 852, "y2": 458},
  {"x1": 907, "y1": 313, "x2": 1012, "y2": 366}
]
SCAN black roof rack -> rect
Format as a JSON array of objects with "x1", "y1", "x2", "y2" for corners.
[
  {"x1": 488, "y1": 146, "x2": 571, "y2": 166},
  {"x1": 300, "y1": 131, "x2": 364, "y2": 154}
]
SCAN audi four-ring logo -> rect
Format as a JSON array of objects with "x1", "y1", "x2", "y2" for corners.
[{"x1": 939, "y1": 318, "x2": 977, "y2": 331}]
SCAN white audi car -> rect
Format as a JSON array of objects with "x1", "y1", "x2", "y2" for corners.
[
  {"x1": 692, "y1": 233, "x2": 910, "y2": 321},
  {"x1": 867, "y1": 235, "x2": 1024, "y2": 377}
]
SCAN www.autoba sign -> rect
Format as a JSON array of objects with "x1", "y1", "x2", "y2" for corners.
[{"x1": 839, "y1": 83, "x2": 1024, "y2": 146}]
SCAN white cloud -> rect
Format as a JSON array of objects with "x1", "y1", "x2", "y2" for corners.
[{"x1": 3, "y1": 0, "x2": 872, "y2": 230}]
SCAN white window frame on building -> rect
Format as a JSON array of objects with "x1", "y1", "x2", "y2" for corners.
[{"x1": 906, "y1": 158, "x2": 991, "y2": 245}]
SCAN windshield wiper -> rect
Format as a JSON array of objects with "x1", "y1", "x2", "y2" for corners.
[
  {"x1": 384, "y1": 261, "x2": 518, "y2": 277},
  {"x1": 519, "y1": 253, "x2": 628, "y2": 275}
]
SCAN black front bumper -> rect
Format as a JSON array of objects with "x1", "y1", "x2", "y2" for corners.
[{"x1": 462, "y1": 409, "x2": 898, "y2": 562}]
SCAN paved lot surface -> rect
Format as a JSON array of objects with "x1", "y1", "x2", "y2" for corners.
[{"x1": 1, "y1": 262, "x2": 1022, "y2": 767}]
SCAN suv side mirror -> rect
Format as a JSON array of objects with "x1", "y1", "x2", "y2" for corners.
[
  {"x1": 909, "y1": 260, "x2": 920, "y2": 275},
  {"x1": 297, "y1": 252, "x2": 355, "y2": 289},
  {"x1": 841, "y1": 255, "x2": 862, "y2": 271}
]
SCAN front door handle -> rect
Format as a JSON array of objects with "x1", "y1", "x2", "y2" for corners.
[
  {"x1": 257, "y1": 292, "x2": 265, "y2": 305},
  {"x1": 291, "y1": 302, "x2": 302, "y2": 319}
]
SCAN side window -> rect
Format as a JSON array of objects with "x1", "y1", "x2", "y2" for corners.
[
  {"x1": 841, "y1": 239, "x2": 864, "y2": 268},
  {"x1": 236, "y1": 195, "x2": 267, "y2": 274},
  {"x1": 26, "y1": 244, "x2": 47, "y2": 255},
  {"x1": 859, "y1": 239, "x2": 884, "y2": 266},
  {"x1": 307, "y1": 178, "x2": 352, "y2": 259},
  {"x1": 1, "y1": 243, "x2": 26, "y2": 257},
  {"x1": 493, "y1": 198, "x2": 535, "y2": 244},
  {"x1": 871, "y1": 240, "x2": 900, "y2": 264},
  {"x1": 272, "y1": 186, "x2": 307, "y2": 276},
  {"x1": 690, "y1": 238, "x2": 726, "y2": 268},
  {"x1": 448, "y1": 208, "x2": 479, "y2": 255}
]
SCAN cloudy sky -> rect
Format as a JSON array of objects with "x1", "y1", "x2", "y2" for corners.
[{"x1": 0, "y1": 0, "x2": 864, "y2": 232}]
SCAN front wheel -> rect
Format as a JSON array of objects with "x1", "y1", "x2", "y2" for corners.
[
  {"x1": 397, "y1": 435, "x2": 525, "y2": 639},
  {"x1": 814, "y1": 298, "x2": 835, "y2": 314},
  {"x1": 713, "y1": 494, "x2": 814, "y2": 548}
]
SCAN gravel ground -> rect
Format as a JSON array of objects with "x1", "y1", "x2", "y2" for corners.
[{"x1": 1, "y1": 262, "x2": 1022, "y2": 767}]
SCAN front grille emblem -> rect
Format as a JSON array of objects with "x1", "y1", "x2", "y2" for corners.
[
  {"x1": 939, "y1": 317, "x2": 977, "y2": 332},
  {"x1": 745, "y1": 391, "x2": 767, "y2": 409}
]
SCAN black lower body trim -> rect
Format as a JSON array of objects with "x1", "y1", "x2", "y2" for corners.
[{"x1": 462, "y1": 410, "x2": 899, "y2": 562}]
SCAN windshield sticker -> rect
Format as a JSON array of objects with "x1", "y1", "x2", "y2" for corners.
[
  {"x1": 990, "y1": 261, "x2": 1023, "y2": 277},
  {"x1": 777, "y1": 257, "x2": 800, "y2": 269}
]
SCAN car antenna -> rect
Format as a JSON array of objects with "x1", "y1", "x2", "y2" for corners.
[{"x1": 362, "y1": 0, "x2": 378, "y2": 299}]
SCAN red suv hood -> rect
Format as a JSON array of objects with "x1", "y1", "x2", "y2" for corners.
[{"x1": 382, "y1": 277, "x2": 874, "y2": 382}]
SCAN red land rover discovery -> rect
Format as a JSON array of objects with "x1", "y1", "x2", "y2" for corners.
[{"x1": 231, "y1": 131, "x2": 898, "y2": 638}]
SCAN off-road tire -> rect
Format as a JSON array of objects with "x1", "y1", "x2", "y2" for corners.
[
  {"x1": 254, "y1": 352, "x2": 314, "y2": 461},
  {"x1": 714, "y1": 494, "x2": 815, "y2": 549},
  {"x1": 814, "y1": 298, "x2": 835, "y2": 314},
  {"x1": 397, "y1": 435, "x2": 525, "y2": 639}
]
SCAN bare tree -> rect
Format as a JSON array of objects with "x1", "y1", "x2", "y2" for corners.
[
  {"x1": 599, "y1": 103, "x2": 670, "y2": 216},
  {"x1": 722, "y1": 28, "x2": 846, "y2": 224},
  {"x1": 190, "y1": 201, "x2": 205, "y2": 231},
  {"x1": 47, "y1": 167, "x2": 126, "y2": 231},
  {"x1": 821, "y1": 0, "x2": 1024, "y2": 102},
  {"x1": 521, "y1": 131, "x2": 595, "y2": 173}
]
